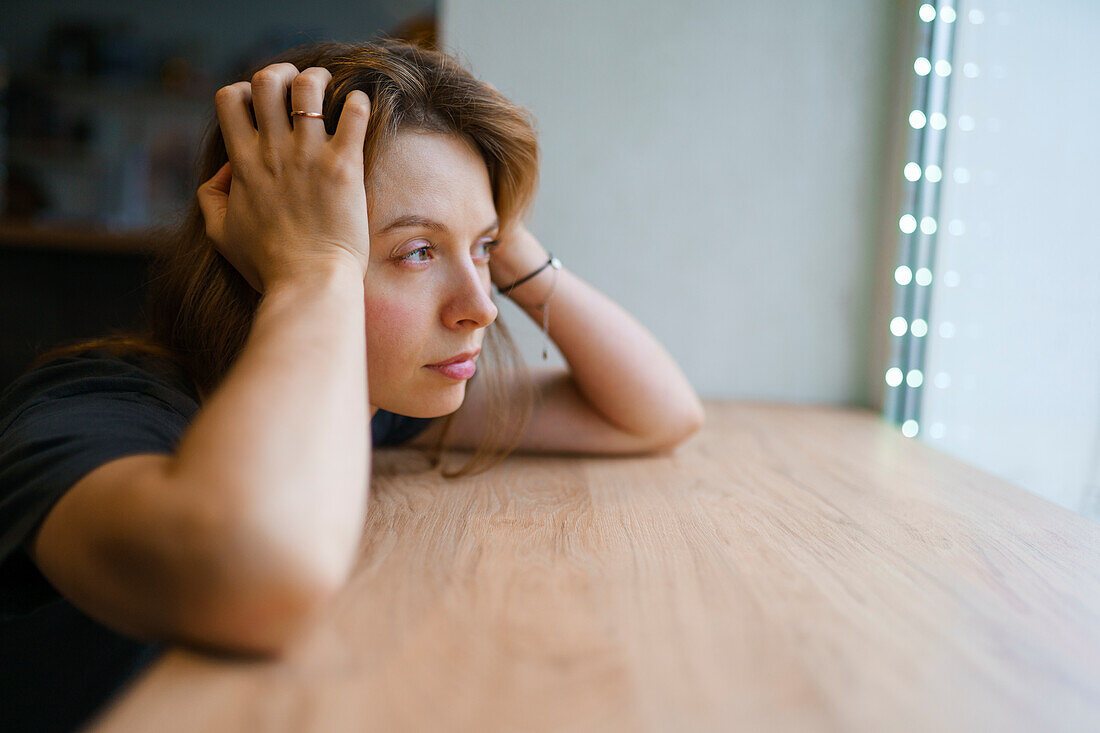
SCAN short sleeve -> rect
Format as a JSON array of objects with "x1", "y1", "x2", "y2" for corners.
[{"x1": 0, "y1": 353, "x2": 199, "y2": 574}]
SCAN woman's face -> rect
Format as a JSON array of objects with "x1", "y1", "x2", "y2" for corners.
[{"x1": 364, "y1": 129, "x2": 500, "y2": 418}]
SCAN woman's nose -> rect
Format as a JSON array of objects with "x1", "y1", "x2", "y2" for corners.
[{"x1": 443, "y1": 262, "x2": 498, "y2": 328}]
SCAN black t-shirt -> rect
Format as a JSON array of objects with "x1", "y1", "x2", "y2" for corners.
[{"x1": 0, "y1": 349, "x2": 433, "y2": 732}]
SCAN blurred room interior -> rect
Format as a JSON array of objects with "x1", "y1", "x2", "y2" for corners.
[{"x1": 0, "y1": 0, "x2": 1097, "y2": 522}]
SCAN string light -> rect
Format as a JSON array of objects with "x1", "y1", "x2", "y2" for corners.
[{"x1": 886, "y1": 1, "x2": 961, "y2": 443}]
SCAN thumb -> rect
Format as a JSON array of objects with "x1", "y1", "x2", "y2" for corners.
[
  {"x1": 204, "y1": 160, "x2": 232, "y2": 194},
  {"x1": 197, "y1": 161, "x2": 232, "y2": 245}
]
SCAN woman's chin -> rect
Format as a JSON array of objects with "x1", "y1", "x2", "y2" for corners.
[{"x1": 378, "y1": 380, "x2": 467, "y2": 418}]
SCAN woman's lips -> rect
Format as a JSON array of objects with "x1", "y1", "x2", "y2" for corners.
[{"x1": 425, "y1": 359, "x2": 476, "y2": 380}]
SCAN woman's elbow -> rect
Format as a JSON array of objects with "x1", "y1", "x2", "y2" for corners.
[{"x1": 649, "y1": 407, "x2": 705, "y2": 453}]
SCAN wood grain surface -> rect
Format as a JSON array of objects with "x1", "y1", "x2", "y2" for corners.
[{"x1": 86, "y1": 401, "x2": 1100, "y2": 732}]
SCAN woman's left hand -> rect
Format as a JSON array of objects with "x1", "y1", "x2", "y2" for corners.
[{"x1": 488, "y1": 220, "x2": 551, "y2": 292}]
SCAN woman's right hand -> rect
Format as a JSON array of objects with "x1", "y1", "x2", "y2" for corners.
[{"x1": 197, "y1": 64, "x2": 372, "y2": 293}]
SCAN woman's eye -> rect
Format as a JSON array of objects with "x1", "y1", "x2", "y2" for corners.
[
  {"x1": 478, "y1": 240, "x2": 500, "y2": 259},
  {"x1": 400, "y1": 240, "x2": 499, "y2": 264},
  {"x1": 402, "y1": 243, "x2": 434, "y2": 263}
]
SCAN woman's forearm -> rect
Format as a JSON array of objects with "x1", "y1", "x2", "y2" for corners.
[
  {"x1": 497, "y1": 232, "x2": 705, "y2": 445},
  {"x1": 168, "y1": 261, "x2": 369, "y2": 595}
]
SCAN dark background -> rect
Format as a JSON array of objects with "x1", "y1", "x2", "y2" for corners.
[{"x1": 0, "y1": 1, "x2": 437, "y2": 389}]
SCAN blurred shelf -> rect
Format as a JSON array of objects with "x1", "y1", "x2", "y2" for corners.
[
  {"x1": 0, "y1": 220, "x2": 164, "y2": 255},
  {"x1": 6, "y1": 141, "x2": 99, "y2": 165},
  {"x1": 18, "y1": 71, "x2": 217, "y2": 106}
]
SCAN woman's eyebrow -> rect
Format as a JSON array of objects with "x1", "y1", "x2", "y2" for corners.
[{"x1": 377, "y1": 214, "x2": 499, "y2": 237}]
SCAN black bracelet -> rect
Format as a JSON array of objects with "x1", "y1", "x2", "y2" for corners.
[{"x1": 500, "y1": 255, "x2": 554, "y2": 294}]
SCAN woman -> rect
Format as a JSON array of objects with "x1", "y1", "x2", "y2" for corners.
[{"x1": 0, "y1": 38, "x2": 703, "y2": 730}]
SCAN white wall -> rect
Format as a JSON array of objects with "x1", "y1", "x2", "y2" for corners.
[{"x1": 441, "y1": 0, "x2": 907, "y2": 407}]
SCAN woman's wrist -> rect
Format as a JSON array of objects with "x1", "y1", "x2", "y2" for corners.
[
  {"x1": 499, "y1": 260, "x2": 559, "y2": 310},
  {"x1": 263, "y1": 256, "x2": 366, "y2": 298},
  {"x1": 490, "y1": 225, "x2": 552, "y2": 306}
]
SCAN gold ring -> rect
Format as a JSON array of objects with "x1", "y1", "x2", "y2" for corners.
[{"x1": 291, "y1": 110, "x2": 325, "y2": 118}]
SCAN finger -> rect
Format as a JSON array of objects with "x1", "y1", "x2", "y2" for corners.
[
  {"x1": 197, "y1": 162, "x2": 232, "y2": 245},
  {"x1": 203, "y1": 160, "x2": 233, "y2": 194},
  {"x1": 250, "y1": 62, "x2": 298, "y2": 143},
  {"x1": 331, "y1": 90, "x2": 371, "y2": 161},
  {"x1": 214, "y1": 82, "x2": 256, "y2": 170},
  {"x1": 290, "y1": 67, "x2": 332, "y2": 147}
]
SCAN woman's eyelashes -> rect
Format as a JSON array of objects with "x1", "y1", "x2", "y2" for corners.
[{"x1": 399, "y1": 239, "x2": 500, "y2": 264}]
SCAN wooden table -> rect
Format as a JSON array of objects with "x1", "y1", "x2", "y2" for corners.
[{"x1": 87, "y1": 402, "x2": 1100, "y2": 732}]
